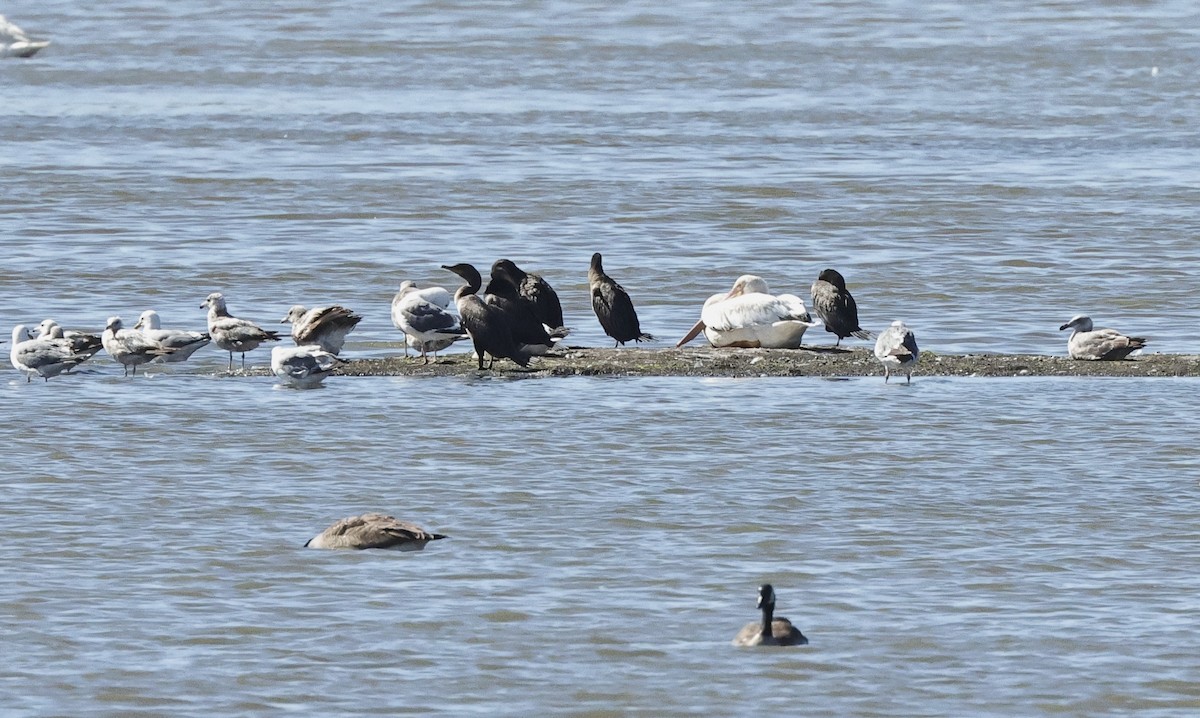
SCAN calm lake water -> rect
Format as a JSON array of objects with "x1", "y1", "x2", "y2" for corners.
[{"x1": 3, "y1": 1, "x2": 1199, "y2": 715}]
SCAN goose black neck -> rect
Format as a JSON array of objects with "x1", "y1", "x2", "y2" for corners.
[{"x1": 760, "y1": 602, "x2": 775, "y2": 636}]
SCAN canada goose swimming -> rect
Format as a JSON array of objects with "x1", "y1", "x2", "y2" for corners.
[
  {"x1": 677, "y1": 275, "x2": 820, "y2": 349},
  {"x1": 491, "y1": 259, "x2": 569, "y2": 336},
  {"x1": 0, "y1": 15, "x2": 49, "y2": 58},
  {"x1": 305, "y1": 512, "x2": 448, "y2": 550},
  {"x1": 10, "y1": 324, "x2": 89, "y2": 381},
  {"x1": 102, "y1": 316, "x2": 174, "y2": 376},
  {"x1": 270, "y1": 344, "x2": 348, "y2": 388},
  {"x1": 133, "y1": 310, "x2": 211, "y2": 362},
  {"x1": 391, "y1": 281, "x2": 467, "y2": 363},
  {"x1": 443, "y1": 263, "x2": 532, "y2": 370},
  {"x1": 201, "y1": 292, "x2": 282, "y2": 372},
  {"x1": 589, "y1": 252, "x2": 654, "y2": 347},
  {"x1": 485, "y1": 260, "x2": 567, "y2": 355},
  {"x1": 35, "y1": 319, "x2": 104, "y2": 362},
  {"x1": 1058, "y1": 315, "x2": 1147, "y2": 361},
  {"x1": 874, "y1": 320, "x2": 919, "y2": 383},
  {"x1": 810, "y1": 268, "x2": 873, "y2": 347},
  {"x1": 732, "y1": 584, "x2": 808, "y2": 647},
  {"x1": 280, "y1": 304, "x2": 361, "y2": 355}
]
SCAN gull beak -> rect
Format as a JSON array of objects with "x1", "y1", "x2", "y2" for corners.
[{"x1": 1058, "y1": 322, "x2": 1071, "y2": 331}]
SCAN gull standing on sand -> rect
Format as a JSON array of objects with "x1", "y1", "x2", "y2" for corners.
[
  {"x1": 391, "y1": 281, "x2": 466, "y2": 363},
  {"x1": 811, "y1": 268, "x2": 873, "y2": 347},
  {"x1": 201, "y1": 292, "x2": 282, "y2": 372},
  {"x1": 1058, "y1": 315, "x2": 1147, "y2": 360},
  {"x1": 874, "y1": 320, "x2": 919, "y2": 384},
  {"x1": 304, "y1": 513, "x2": 448, "y2": 550},
  {"x1": 133, "y1": 310, "x2": 210, "y2": 362},
  {"x1": 676, "y1": 275, "x2": 820, "y2": 349},
  {"x1": 589, "y1": 252, "x2": 654, "y2": 347},
  {"x1": 102, "y1": 316, "x2": 173, "y2": 376},
  {"x1": 10, "y1": 325, "x2": 89, "y2": 381},
  {"x1": 0, "y1": 15, "x2": 49, "y2": 58},
  {"x1": 280, "y1": 305, "x2": 361, "y2": 355},
  {"x1": 270, "y1": 345, "x2": 348, "y2": 388}
]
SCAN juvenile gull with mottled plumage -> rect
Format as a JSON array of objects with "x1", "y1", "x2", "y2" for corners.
[
  {"x1": 201, "y1": 292, "x2": 282, "y2": 372},
  {"x1": 305, "y1": 513, "x2": 448, "y2": 550},
  {"x1": 1058, "y1": 315, "x2": 1147, "y2": 361}
]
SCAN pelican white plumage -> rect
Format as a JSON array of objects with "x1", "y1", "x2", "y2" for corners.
[
  {"x1": 270, "y1": 344, "x2": 348, "y2": 388},
  {"x1": 676, "y1": 275, "x2": 821, "y2": 349},
  {"x1": 102, "y1": 316, "x2": 173, "y2": 376},
  {"x1": 133, "y1": 310, "x2": 210, "y2": 362},
  {"x1": 874, "y1": 320, "x2": 919, "y2": 384},
  {"x1": 391, "y1": 281, "x2": 467, "y2": 362},
  {"x1": 1, "y1": 15, "x2": 49, "y2": 58},
  {"x1": 10, "y1": 325, "x2": 89, "y2": 381},
  {"x1": 1058, "y1": 315, "x2": 1147, "y2": 361},
  {"x1": 305, "y1": 512, "x2": 448, "y2": 550}
]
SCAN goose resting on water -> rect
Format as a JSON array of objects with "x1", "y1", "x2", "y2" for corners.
[
  {"x1": 874, "y1": 320, "x2": 919, "y2": 384},
  {"x1": 305, "y1": 513, "x2": 448, "y2": 550},
  {"x1": 1058, "y1": 315, "x2": 1147, "y2": 361},
  {"x1": 732, "y1": 584, "x2": 808, "y2": 647},
  {"x1": 589, "y1": 252, "x2": 653, "y2": 347},
  {"x1": 677, "y1": 275, "x2": 820, "y2": 349}
]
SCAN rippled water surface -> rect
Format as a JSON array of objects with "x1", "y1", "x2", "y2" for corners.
[{"x1": 3, "y1": 0, "x2": 1199, "y2": 715}]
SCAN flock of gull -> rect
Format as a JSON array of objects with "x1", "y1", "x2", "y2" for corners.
[{"x1": 9, "y1": 255, "x2": 1148, "y2": 388}]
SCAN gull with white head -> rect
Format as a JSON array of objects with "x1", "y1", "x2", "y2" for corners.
[
  {"x1": 201, "y1": 292, "x2": 282, "y2": 372},
  {"x1": 874, "y1": 320, "x2": 919, "y2": 384},
  {"x1": 134, "y1": 310, "x2": 210, "y2": 362},
  {"x1": 1058, "y1": 315, "x2": 1146, "y2": 361}
]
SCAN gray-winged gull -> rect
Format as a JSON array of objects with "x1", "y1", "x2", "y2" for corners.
[
  {"x1": 391, "y1": 281, "x2": 467, "y2": 363},
  {"x1": 134, "y1": 310, "x2": 210, "y2": 362},
  {"x1": 201, "y1": 292, "x2": 282, "y2": 372},
  {"x1": 10, "y1": 325, "x2": 88, "y2": 381},
  {"x1": 280, "y1": 305, "x2": 361, "y2": 355},
  {"x1": 102, "y1": 316, "x2": 173, "y2": 376},
  {"x1": 1058, "y1": 315, "x2": 1147, "y2": 360},
  {"x1": 270, "y1": 344, "x2": 347, "y2": 388},
  {"x1": 0, "y1": 15, "x2": 49, "y2": 58},
  {"x1": 874, "y1": 320, "x2": 919, "y2": 383},
  {"x1": 304, "y1": 512, "x2": 448, "y2": 550}
]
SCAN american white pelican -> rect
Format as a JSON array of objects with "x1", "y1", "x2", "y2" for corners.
[
  {"x1": 270, "y1": 344, "x2": 347, "y2": 388},
  {"x1": 589, "y1": 252, "x2": 653, "y2": 347},
  {"x1": 732, "y1": 584, "x2": 809, "y2": 647},
  {"x1": 810, "y1": 268, "x2": 873, "y2": 346},
  {"x1": 874, "y1": 320, "x2": 919, "y2": 384},
  {"x1": 280, "y1": 305, "x2": 361, "y2": 355},
  {"x1": 1058, "y1": 315, "x2": 1146, "y2": 361},
  {"x1": 102, "y1": 316, "x2": 174, "y2": 376},
  {"x1": 133, "y1": 310, "x2": 210, "y2": 362},
  {"x1": 676, "y1": 275, "x2": 820, "y2": 349},
  {"x1": 201, "y1": 292, "x2": 282, "y2": 372},
  {"x1": 305, "y1": 513, "x2": 448, "y2": 550}
]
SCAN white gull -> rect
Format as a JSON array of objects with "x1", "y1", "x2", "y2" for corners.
[
  {"x1": 270, "y1": 344, "x2": 347, "y2": 388},
  {"x1": 134, "y1": 310, "x2": 211, "y2": 362},
  {"x1": 874, "y1": 320, "x2": 919, "y2": 384}
]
